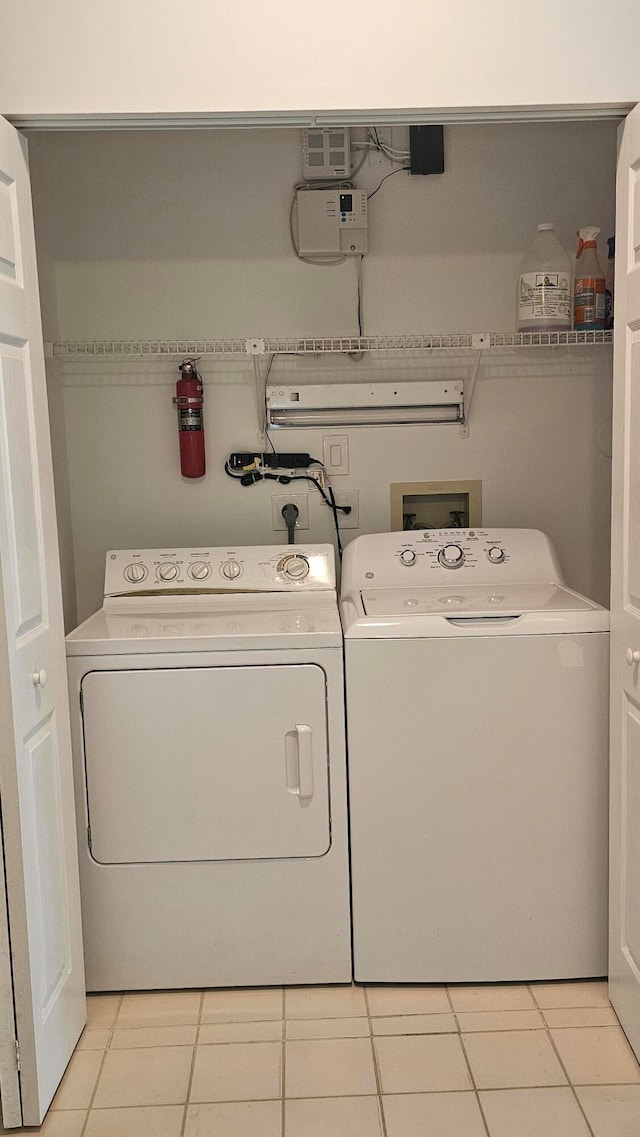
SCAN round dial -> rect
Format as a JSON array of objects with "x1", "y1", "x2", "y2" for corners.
[
  {"x1": 281, "y1": 555, "x2": 310, "y2": 580},
  {"x1": 400, "y1": 549, "x2": 417, "y2": 566},
  {"x1": 487, "y1": 546, "x2": 506, "y2": 564},
  {"x1": 123, "y1": 562, "x2": 148, "y2": 584},
  {"x1": 438, "y1": 544, "x2": 465, "y2": 569},
  {"x1": 157, "y1": 562, "x2": 179, "y2": 582},
  {"x1": 221, "y1": 560, "x2": 242, "y2": 580},
  {"x1": 188, "y1": 561, "x2": 211, "y2": 580}
]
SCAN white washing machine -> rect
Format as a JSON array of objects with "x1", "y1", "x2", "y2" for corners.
[
  {"x1": 66, "y1": 544, "x2": 351, "y2": 990},
  {"x1": 340, "y1": 529, "x2": 610, "y2": 983}
]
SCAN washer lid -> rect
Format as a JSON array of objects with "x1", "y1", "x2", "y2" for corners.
[
  {"x1": 360, "y1": 582, "x2": 597, "y2": 617},
  {"x1": 343, "y1": 582, "x2": 608, "y2": 638}
]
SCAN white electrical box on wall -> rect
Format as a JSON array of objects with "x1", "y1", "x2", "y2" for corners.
[
  {"x1": 302, "y1": 129, "x2": 351, "y2": 179},
  {"x1": 296, "y1": 188, "x2": 368, "y2": 256}
]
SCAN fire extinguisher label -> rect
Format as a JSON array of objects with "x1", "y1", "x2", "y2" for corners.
[{"x1": 179, "y1": 408, "x2": 203, "y2": 431}]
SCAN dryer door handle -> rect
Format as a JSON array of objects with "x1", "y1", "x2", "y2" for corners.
[{"x1": 286, "y1": 725, "x2": 314, "y2": 801}]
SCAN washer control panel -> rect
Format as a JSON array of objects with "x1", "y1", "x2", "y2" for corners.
[
  {"x1": 105, "y1": 545, "x2": 335, "y2": 597},
  {"x1": 394, "y1": 530, "x2": 508, "y2": 574},
  {"x1": 341, "y1": 529, "x2": 566, "y2": 593}
]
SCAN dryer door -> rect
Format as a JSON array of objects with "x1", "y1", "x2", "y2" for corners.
[{"x1": 81, "y1": 664, "x2": 331, "y2": 862}]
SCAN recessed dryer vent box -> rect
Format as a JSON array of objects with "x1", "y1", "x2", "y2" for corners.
[{"x1": 390, "y1": 480, "x2": 482, "y2": 531}]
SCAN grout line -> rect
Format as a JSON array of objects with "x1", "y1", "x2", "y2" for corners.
[
  {"x1": 106, "y1": 992, "x2": 123, "y2": 1050},
  {"x1": 78, "y1": 994, "x2": 123, "y2": 1137},
  {"x1": 364, "y1": 986, "x2": 388, "y2": 1137},
  {"x1": 69, "y1": 1083, "x2": 640, "y2": 1111},
  {"x1": 446, "y1": 985, "x2": 492, "y2": 1137},
  {"x1": 178, "y1": 989, "x2": 204, "y2": 1137},
  {"x1": 538, "y1": 1001, "x2": 599, "y2": 1137}
]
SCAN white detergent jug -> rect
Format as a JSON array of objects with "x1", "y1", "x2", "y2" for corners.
[{"x1": 517, "y1": 223, "x2": 572, "y2": 333}]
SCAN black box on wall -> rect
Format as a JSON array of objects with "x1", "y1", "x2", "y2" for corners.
[{"x1": 409, "y1": 126, "x2": 445, "y2": 175}]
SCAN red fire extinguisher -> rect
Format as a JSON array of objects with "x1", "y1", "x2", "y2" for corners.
[{"x1": 173, "y1": 359, "x2": 205, "y2": 478}]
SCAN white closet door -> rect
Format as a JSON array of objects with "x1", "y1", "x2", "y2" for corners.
[
  {"x1": 610, "y1": 100, "x2": 640, "y2": 1059},
  {"x1": 0, "y1": 115, "x2": 85, "y2": 1126}
]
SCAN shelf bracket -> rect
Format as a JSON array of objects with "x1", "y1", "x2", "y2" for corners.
[
  {"x1": 459, "y1": 350, "x2": 483, "y2": 438},
  {"x1": 245, "y1": 338, "x2": 266, "y2": 355},
  {"x1": 252, "y1": 353, "x2": 272, "y2": 447},
  {"x1": 471, "y1": 332, "x2": 491, "y2": 349}
]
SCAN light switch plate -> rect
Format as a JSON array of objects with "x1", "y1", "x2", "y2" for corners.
[{"x1": 322, "y1": 434, "x2": 349, "y2": 475}]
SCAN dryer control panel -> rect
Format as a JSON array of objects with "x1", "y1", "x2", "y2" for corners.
[
  {"x1": 105, "y1": 545, "x2": 336, "y2": 597},
  {"x1": 341, "y1": 529, "x2": 567, "y2": 592}
]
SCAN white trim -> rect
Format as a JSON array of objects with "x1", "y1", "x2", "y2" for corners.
[{"x1": 9, "y1": 103, "x2": 633, "y2": 131}]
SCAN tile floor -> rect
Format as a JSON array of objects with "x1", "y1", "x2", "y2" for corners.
[{"x1": 20, "y1": 980, "x2": 640, "y2": 1136}]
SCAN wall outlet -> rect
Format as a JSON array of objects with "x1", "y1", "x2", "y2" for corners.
[
  {"x1": 322, "y1": 434, "x2": 349, "y2": 475},
  {"x1": 334, "y1": 490, "x2": 359, "y2": 529},
  {"x1": 271, "y1": 494, "x2": 309, "y2": 531}
]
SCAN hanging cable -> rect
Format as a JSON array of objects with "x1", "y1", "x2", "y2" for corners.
[
  {"x1": 368, "y1": 127, "x2": 411, "y2": 163},
  {"x1": 327, "y1": 485, "x2": 343, "y2": 558},
  {"x1": 347, "y1": 256, "x2": 365, "y2": 362},
  {"x1": 262, "y1": 353, "x2": 277, "y2": 453},
  {"x1": 368, "y1": 166, "x2": 411, "y2": 200}
]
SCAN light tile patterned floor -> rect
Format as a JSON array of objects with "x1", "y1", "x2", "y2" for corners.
[{"x1": 16, "y1": 980, "x2": 640, "y2": 1136}]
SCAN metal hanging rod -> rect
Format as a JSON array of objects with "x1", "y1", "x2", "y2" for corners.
[{"x1": 45, "y1": 331, "x2": 613, "y2": 360}]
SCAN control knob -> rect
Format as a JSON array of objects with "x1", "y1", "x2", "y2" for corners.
[
  {"x1": 157, "y1": 562, "x2": 179, "y2": 581},
  {"x1": 487, "y1": 546, "x2": 506, "y2": 564},
  {"x1": 189, "y1": 561, "x2": 211, "y2": 580},
  {"x1": 123, "y1": 562, "x2": 148, "y2": 584},
  {"x1": 400, "y1": 549, "x2": 417, "y2": 566},
  {"x1": 438, "y1": 544, "x2": 465, "y2": 569},
  {"x1": 281, "y1": 555, "x2": 310, "y2": 580},
  {"x1": 221, "y1": 560, "x2": 242, "y2": 580}
]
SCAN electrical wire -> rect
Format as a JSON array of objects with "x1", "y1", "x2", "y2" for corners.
[
  {"x1": 374, "y1": 126, "x2": 411, "y2": 160},
  {"x1": 327, "y1": 485, "x2": 343, "y2": 558},
  {"x1": 369, "y1": 127, "x2": 410, "y2": 163},
  {"x1": 367, "y1": 166, "x2": 410, "y2": 200},
  {"x1": 224, "y1": 459, "x2": 349, "y2": 556}
]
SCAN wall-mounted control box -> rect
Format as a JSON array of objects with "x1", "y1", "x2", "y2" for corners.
[
  {"x1": 302, "y1": 128, "x2": 351, "y2": 180},
  {"x1": 296, "y1": 188, "x2": 368, "y2": 256}
]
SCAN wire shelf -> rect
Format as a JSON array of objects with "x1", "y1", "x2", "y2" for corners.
[{"x1": 47, "y1": 331, "x2": 613, "y2": 360}]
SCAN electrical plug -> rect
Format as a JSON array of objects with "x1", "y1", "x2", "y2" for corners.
[{"x1": 281, "y1": 503, "x2": 299, "y2": 545}]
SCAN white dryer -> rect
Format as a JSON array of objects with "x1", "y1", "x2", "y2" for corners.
[
  {"x1": 340, "y1": 529, "x2": 610, "y2": 983},
  {"x1": 66, "y1": 544, "x2": 351, "y2": 990}
]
